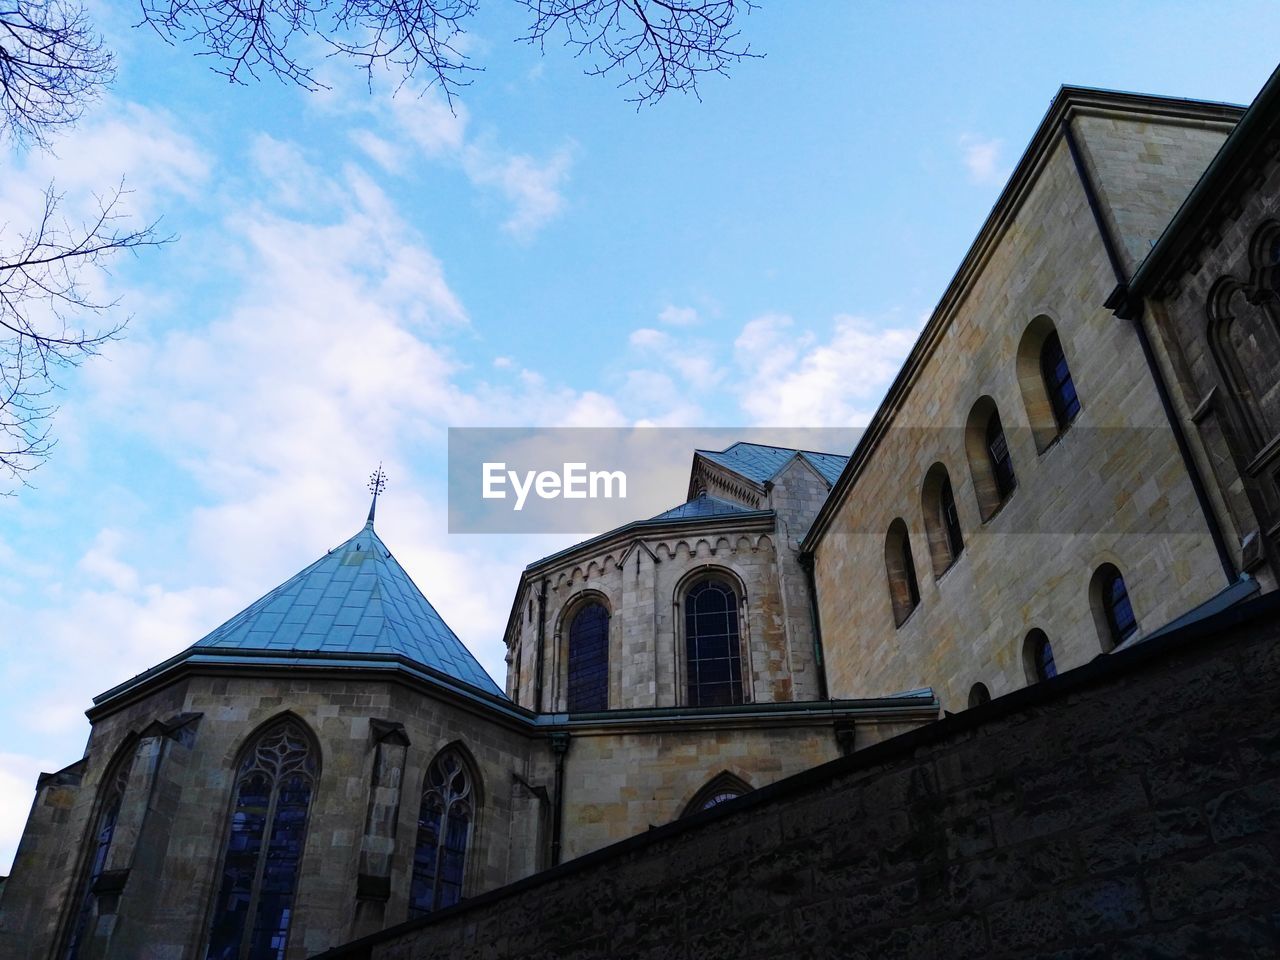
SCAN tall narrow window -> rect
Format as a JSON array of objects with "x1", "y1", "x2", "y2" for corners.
[
  {"x1": 941, "y1": 478, "x2": 964, "y2": 560},
  {"x1": 884, "y1": 518, "x2": 920, "y2": 627},
  {"x1": 411, "y1": 748, "x2": 475, "y2": 916},
  {"x1": 966, "y1": 397, "x2": 1017, "y2": 521},
  {"x1": 1092, "y1": 563, "x2": 1137, "y2": 650},
  {"x1": 206, "y1": 719, "x2": 316, "y2": 960},
  {"x1": 986, "y1": 410, "x2": 1017, "y2": 501},
  {"x1": 567, "y1": 602, "x2": 609, "y2": 712},
  {"x1": 1040, "y1": 332, "x2": 1080, "y2": 431},
  {"x1": 64, "y1": 759, "x2": 131, "y2": 960},
  {"x1": 922, "y1": 463, "x2": 964, "y2": 577},
  {"x1": 684, "y1": 579, "x2": 744, "y2": 707},
  {"x1": 1023, "y1": 629, "x2": 1056, "y2": 684}
]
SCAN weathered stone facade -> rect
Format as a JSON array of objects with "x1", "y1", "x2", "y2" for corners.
[
  {"x1": 805, "y1": 89, "x2": 1247, "y2": 712},
  {"x1": 314, "y1": 589, "x2": 1280, "y2": 960}
]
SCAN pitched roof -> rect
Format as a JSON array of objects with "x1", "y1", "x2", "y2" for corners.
[
  {"x1": 193, "y1": 522, "x2": 502, "y2": 696},
  {"x1": 697, "y1": 442, "x2": 849, "y2": 487},
  {"x1": 647, "y1": 494, "x2": 757, "y2": 522}
]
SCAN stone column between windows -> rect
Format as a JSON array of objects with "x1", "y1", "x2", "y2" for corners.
[{"x1": 352, "y1": 719, "x2": 411, "y2": 938}]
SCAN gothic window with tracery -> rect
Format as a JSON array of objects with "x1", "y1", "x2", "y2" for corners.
[
  {"x1": 64, "y1": 759, "x2": 131, "y2": 959},
  {"x1": 684, "y1": 578, "x2": 744, "y2": 707},
  {"x1": 205, "y1": 719, "x2": 316, "y2": 960},
  {"x1": 410, "y1": 748, "x2": 475, "y2": 916}
]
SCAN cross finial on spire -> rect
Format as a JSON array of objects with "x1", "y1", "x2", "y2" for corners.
[{"x1": 366, "y1": 463, "x2": 388, "y2": 525}]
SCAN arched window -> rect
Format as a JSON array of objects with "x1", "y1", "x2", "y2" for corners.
[
  {"x1": 965, "y1": 397, "x2": 1017, "y2": 521},
  {"x1": 410, "y1": 747, "x2": 476, "y2": 916},
  {"x1": 1091, "y1": 563, "x2": 1137, "y2": 650},
  {"x1": 681, "y1": 771, "x2": 752, "y2": 817},
  {"x1": 921, "y1": 463, "x2": 964, "y2": 577},
  {"x1": 986, "y1": 411, "x2": 1017, "y2": 500},
  {"x1": 1017, "y1": 316, "x2": 1082, "y2": 451},
  {"x1": 884, "y1": 518, "x2": 920, "y2": 627},
  {"x1": 206, "y1": 718, "x2": 316, "y2": 960},
  {"x1": 1022, "y1": 629, "x2": 1056, "y2": 684},
  {"x1": 684, "y1": 578, "x2": 744, "y2": 707},
  {"x1": 967, "y1": 683, "x2": 991, "y2": 708},
  {"x1": 1209, "y1": 279, "x2": 1280, "y2": 454},
  {"x1": 567, "y1": 602, "x2": 609, "y2": 712},
  {"x1": 63, "y1": 755, "x2": 132, "y2": 960},
  {"x1": 1040, "y1": 332, "x2": 1081, "y2": 431}
]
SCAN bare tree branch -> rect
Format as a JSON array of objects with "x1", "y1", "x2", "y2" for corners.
[
  {"x1": 0, "y1": 1, "x2": 114, "y2": 148},
  {"x1": 138, "y1": 0, "x2": 481, "y2": 104},
  {"x1": 0, "y1": 182, "x2": 170, "y2": 486},
  {"x1": 516, "y1": 0, "x2": 759, "y2": 107},
  {"x1": 136, "y1": 0, "x2": 759, "y2": 107}
]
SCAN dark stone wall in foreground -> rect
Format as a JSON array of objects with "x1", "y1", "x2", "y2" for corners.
[{"x1": 320, "y1": 592, "x2": 1280, "y2": 960}]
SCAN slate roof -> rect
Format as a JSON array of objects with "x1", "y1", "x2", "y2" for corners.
[
  {"x1": 647, "y1": 494, "x2": 757, "y2": 522},
  {"x1": 193, "y1": 521, "x2": 502, "y2": 696},
  {"x1": 697, "y1": 442, "x2": 849, "y2": 487}
]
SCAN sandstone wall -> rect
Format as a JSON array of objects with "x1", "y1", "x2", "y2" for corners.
[
  {"x1": 315, "y1": 591, "x2": 1280, "y2": 960},
  {"x1": 813, "y1": 108, "x2": 1236, "y2": 712}
]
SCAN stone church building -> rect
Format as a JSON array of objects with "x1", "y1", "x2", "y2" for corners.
[{"x1": 3, "y1": 64, "x2": 1279, "y2": 959}]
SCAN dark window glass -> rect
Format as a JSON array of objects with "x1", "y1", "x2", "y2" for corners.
[
  {"x1": 1104, "y1": 570, "x2": 1137, "y2": 646},
  {"x1": 567, "y1": 603, "x2": 609, "y2": 712},
  {"x1": 685, "y1": 580, "x2": 744, "y2": 707},
  {"x1": 901, "y1": 536, "x2": 920, "y2": 609},
  {"x1": 1036, "y1": 637, "x2": 1057, "y2": 681},
  {"x1": 986, "y1": 411, "x2": 1017, "y2": 501},
  {"x1": 700, "y1": 791, "x2": 741, "y2": 810},
  {"x1": 1040, "y1": 332, "x2": 1081, "y2": 431},
  {"x1": 940, "y1": 477, "x2": 964, "y2": 560},
  {"x1": 967, "y1": 683, "x2": 991, "y2": 708},
  {"x1": 65, "y1": 762, "x2": 130, "y2": 959},
  {"x1": 410, "y1": 749, "x2": 474, "y2": 916},
  {"x1": 206, "y1": 721, "x2": 315, "y2": 960}
]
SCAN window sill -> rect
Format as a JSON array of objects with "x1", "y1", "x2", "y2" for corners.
[{"x1": 981, "y1": 488, "x2": 1017, "y2": 525}]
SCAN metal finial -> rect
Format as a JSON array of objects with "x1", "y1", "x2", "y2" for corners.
[{"x1": 366, "y1": 464, "x2": 388, "y2": 525}]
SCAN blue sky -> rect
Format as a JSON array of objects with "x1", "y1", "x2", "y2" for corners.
[{"x1": 1, "y1": 1, "x2": 1277, "y2": 870}]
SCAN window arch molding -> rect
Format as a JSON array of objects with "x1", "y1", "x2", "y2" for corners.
[
  {"x1": 883, "y1": 517, "x2": 920, "y2": 627},
  {"x1": 920, "y1": 462, "x2": 964, "y2": 577},
  {"x1": 967, "y1": 683, "x2": 992, "y2": 709},
  {"x1": 203, "y1": 712, "x2": 320, "y2": 960},
  {"x1": 409, "y1": 741, "x2": 484, "y2": 917},
  {"x1": 554, "y1": 589, "x2": 613, "y2": 713},
  {"x1": 680, "y1": 770, "x2": 753, "y2": 817},
  {"x1": 1089, "y1": 562, "x2": 1138, "y2": 651},
  {"x1": 57, "y1": 733, "x2": 140, "y2": 960},
  {"x1": 1207, "y1": 272, "x2": 1280, "y2": 456},
  {"x1": 965, "y1": 395, "x2": 1019, "y2": 522},
  {"x1": 1022, "y1": 629, "x2": 1057, "y2": 685},
  {"x1": 673, "y1": 564, "x2": 751, "y2": 708},
  {"x1": 1016, "y1": 314, "x2": 1081, "y2": 452}
]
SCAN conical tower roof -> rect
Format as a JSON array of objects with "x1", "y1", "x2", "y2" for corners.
[{"x1": 192, "y1": 520, "x2": 501, "y2": 695}]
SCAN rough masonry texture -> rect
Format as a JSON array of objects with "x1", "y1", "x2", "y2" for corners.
[{"x1": 321, "y1": 591, "x2": 1280, "y2": 960}]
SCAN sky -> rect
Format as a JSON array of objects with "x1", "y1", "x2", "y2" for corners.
[{"x1": 1, "y1": 1, "x2": 1278, "y2": 872}]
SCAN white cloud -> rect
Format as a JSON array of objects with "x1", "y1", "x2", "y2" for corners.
[
  {"x1": 733, "y1": 312, "x2": 922, "y2": 427},
  {"x1": 461, "y1": 143, "x2": 574, "y2": 240},
  {"x1": 959, "y1": 133, "x2": 1006, "y2": 186},
  {"x1": 657, "y1": 304, "x2": 699, "y2": 326}
]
